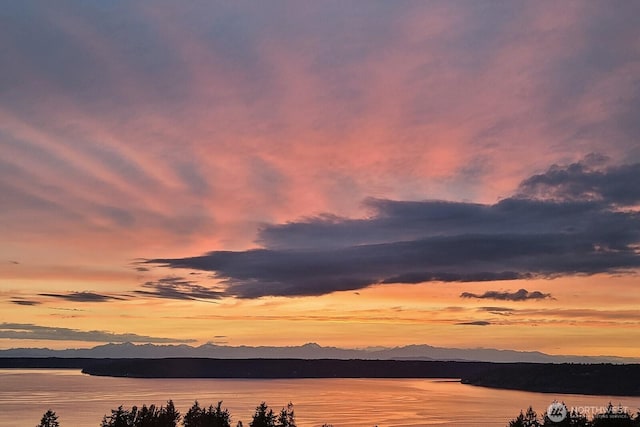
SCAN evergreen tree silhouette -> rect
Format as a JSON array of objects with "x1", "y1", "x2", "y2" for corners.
[
  {"x1": 203, "y1": 401, "x2": 232, "y2": 427},
  {"x1": 157, "y1": 400, "x2": 181, "y2": 427},
  {"x1": 249, "y1": 402, "x2": 276, "y2": 427},
  {"x1": 133, "y1": 404, "x2": 157, "y2": 427},
  {"x1": 101, "y1": 405, "x2": 133, "y2": 427},
  {"x1": 509, "y1": 407, "x2": 540, "y2": 427},
  {"x1": 36, "y1": 409, "x2": 59, "y2": 427},
  {"x1": 276, "y1": 403, "x2": 296, "y2": 427},
  {"x1": 509, "y1": 410, "x2": 527, "y2": 427},
  {"x1": 184, "y1": 401, "x2": 204, "y2": 427},
  {"x1": 592, "y1": 402, "x2": 634, "y2": 427}
]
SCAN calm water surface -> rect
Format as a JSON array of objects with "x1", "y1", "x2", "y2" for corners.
[{"x1": 1, "y1": 369, "x2": 639, "y2": 427}]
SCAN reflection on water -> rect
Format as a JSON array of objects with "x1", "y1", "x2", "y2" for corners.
[{"x1": 1, "y1": 369, "x2": 639, "y2": 427}]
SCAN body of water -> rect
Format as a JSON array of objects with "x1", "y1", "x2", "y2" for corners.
[{"x1": 1, "y1": 369, "x2": 639, "y2": 426}]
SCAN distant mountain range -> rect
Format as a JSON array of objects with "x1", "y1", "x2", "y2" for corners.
[{"x1": 1, "y1": 342, "x2": 637, "y2": 363}]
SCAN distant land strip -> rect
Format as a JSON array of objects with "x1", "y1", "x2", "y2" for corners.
[{"x1": 2, "y1": 358, "x2": 639, "y2": 396}]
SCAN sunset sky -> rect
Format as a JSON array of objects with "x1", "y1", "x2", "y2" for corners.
[{"x1": 2, "y1": 1, "x2": 640, "y2": 357}]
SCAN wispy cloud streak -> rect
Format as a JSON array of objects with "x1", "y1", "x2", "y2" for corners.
[
  {"x1": 456, "y1": 321, "x2": 492, "y2": 326},
  {"x1": 39, "y1": 291, "x2": 126, "y2": 303},
  {"x1": 10, "y1": 300, "x2": 41, "y2": 306},
  {"x1": 461, "y1": 289, "x2": 551, "y2": 302},
  {"x1": 135, "y1": 277, "x2": 223, "y2": 301},
  {"x1": 0, "y1": 323, "x2": 195, "y2": 343}
]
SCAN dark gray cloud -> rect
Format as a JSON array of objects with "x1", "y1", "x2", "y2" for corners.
[
  {"x1": 10, "y1": 299, "x2": 41, "y2": 306},
  {"x1": 147, "y1": 159, "x2": 640, "y2": 298},
  {"x1": 456, "y1": 321, "x2": 491, "y2": 326},
  {"x1": 259, "y1": 163, "x2": 640, "y2": 251},
  {"x1": 0, "y1": 323, "x2": 195, "y2": 343},
  {"x1": 135, "y1": 276, "x2": 223, "y2": 301},
  {"x1": 461, "y1": 289, "x2": 551, "y2": 302},
  {"x1": 39, "y1": 291, "x2": 126, "y2": 302},
  {"x1": 517, "y1": 156, "x2": 640, "y2": 205}
]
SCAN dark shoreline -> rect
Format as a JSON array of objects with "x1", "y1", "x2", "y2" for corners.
[{"x1": 2, "y1": 358, "x2": 639, "y2": 396}]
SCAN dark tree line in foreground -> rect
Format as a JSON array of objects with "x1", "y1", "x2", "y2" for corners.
[
  {"x1": 35, "y1": 401, "x2": 300, "y2": 427},
  {"x1": 508, "y1": 402, "x2": 640, "y2": 426},
  {"x1": 36, "y1": 400, "x2": 640, "y2": 427}
]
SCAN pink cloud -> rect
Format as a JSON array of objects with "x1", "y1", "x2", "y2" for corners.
[{"x1": 1, "y1": 1, "x2": 638, "y2": 288}]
